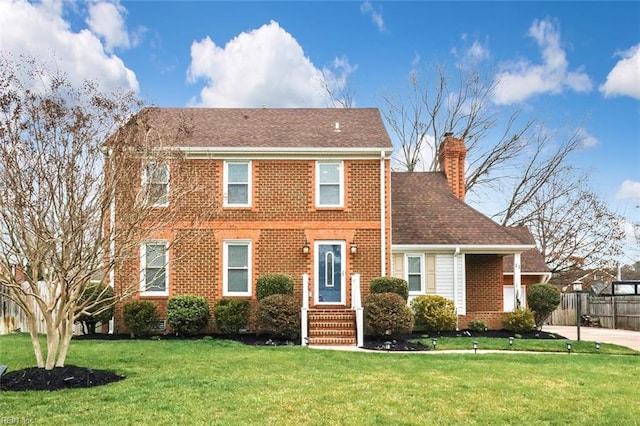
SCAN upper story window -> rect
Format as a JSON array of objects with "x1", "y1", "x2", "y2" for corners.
[
  {"x1": 223, "y1": 241, "x2": 252, "y2": 296},
  {"x1": 224, "y1": 161, "x2": 251, "y2": 207},
  {"x1": 140, "y1": 241, "x2": 169, "y2": 296},
  {"x1": 406, "y1": 254, "x2": 424, "y2": 295},
  {"x1": 142, "y1": 162, "x2": 169, "y2": 207},
  {"x1": 316, "y1": 161, "x2": 344, "y2": 208}
]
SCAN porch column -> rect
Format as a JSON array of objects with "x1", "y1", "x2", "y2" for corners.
[
  {"x1": 301, "y1": 273, "x2": 309, "y2": 346},
  {"x1": 513, "y1": 253, "x2": 522, "y2": 310}
]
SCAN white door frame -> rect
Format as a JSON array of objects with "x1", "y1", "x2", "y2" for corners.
[{"x1": 314, "y1": 240, "x2": 346, "y2": 305}]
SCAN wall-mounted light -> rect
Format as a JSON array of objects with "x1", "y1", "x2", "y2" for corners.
[
  {"x1": 302, "y1": 241, "x2": 310, "y2": 254},
  {"x1": 350, "y1": 241, "x2": 358, "y2": 255}
]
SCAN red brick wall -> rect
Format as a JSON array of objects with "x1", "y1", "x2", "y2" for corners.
[
  {"x1": 461, "y1": 254, "x2": 504, "y2": 329},
  {"x1": 112, "y1": 158, "x2": 389, "y2": 334}
]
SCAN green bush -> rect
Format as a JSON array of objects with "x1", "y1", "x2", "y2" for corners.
[
  {"x1": 123, "y1": 300, "x2": 159, "y2": 337},
  {"x1": 502, "y1": 308, "x2": 536, "y2": 333},
  {"x1": 214, "y1": 299, "x2": 250, "y2": 334},
  {"x1": 256, "y1": 274, "x2": 294, "y2": 301},
  {"x1": 364, "y1": 293, "x2": 414, "y2": 337},
  {"x1": 370, "y1": 277, "x2": 409, "y2": 301},
  {"x1": 255, "y1": 294, "x2": 300, "y2": 339},
  {"x1": 467, "y1": 319, "x2": 488, "y2": 332},
  {"x1": 411, "y1": 295, "x2": 457, "y2": 332},
  {"x1": 167, "y1": 295, "x2": 210, "y2": 336},
  {"x1": 527, "y1": 283, "x2": 561, "y2": 329},
  {"x1": 75, "y1": 282, "x2": 115, "y2": 334}
]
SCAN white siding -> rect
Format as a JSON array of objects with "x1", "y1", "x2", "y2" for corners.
[{"x1": 435, "y1": 253, "x2": 466, "y2": 315}]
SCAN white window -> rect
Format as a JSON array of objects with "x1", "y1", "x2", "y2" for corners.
[
  {"x1": 142, "y1": 162, "x2": 169, "y2": 207},
  {"x1": 406, "y1": 254, "x2": 425, "y2": 295},
  {"x1": 140, "y1": 241, "x2": 168, "y2": 295},
  {"x1": 224, "y1": 161, "x2": 251, "y2": 207},
  {"x1": 316, "y1": 161, "x2": 344, "y2": 207},
  {"x1": 223, "y1": 241, "x2": 251, "y2": 296}
]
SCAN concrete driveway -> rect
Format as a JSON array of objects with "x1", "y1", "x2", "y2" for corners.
[{"x1": 543, "y1": 325, "x2": 640, "y2": 351}]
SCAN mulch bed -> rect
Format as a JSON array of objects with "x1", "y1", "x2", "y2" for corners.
[{"x1": 1, "y1": 329, "x2": 563, "y2": 392}]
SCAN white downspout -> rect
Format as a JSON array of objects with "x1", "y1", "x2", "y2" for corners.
[
  {"x1": 380, "y1": 151, "x2": 386, "y2": 276},
  {"x1": 301, "y1": 273, "x2": 309, "y2": 346},
  {"x1": 453, "y1": 247, "x2": 460, "y2": 330}
]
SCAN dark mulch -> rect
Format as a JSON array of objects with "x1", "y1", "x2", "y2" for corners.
[{"x1": 0, "y1": 365, "x2": 125, "y2": 392}]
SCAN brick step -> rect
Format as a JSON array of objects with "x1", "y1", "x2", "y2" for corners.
[
  {"x1": 309, "y1": 328, "x2": 356, "y2": 337},
  {"x1": 308, "y1": 312, "x2": 355, "y2": 321},
  {"x1": 308, "y1": 321, "x2": 354, "y2": 329},
  {"x1": 308, "y1": 336, "x2": 356, "y2": 345}
]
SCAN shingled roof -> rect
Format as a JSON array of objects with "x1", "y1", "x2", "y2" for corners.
[
  {"x1": 391, "y1": 172, "x2": 532, "y2": 248},
  {"x1": 503, "y1": 227, "x2": 550, "y2": 273},
  {"x1": 131, "y1": 107, "x2": 393, "y2": 150}
]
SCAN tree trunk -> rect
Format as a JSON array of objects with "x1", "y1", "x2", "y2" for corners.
[
  {"x1": 55, "y1": 317, "x2": 74, "y2": 368},
  {"x1": 27, "y1": 314, "x2": 45, "y2": 369}
]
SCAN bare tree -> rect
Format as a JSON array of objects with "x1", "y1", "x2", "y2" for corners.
[
  {"x1": 383, "y1": 61, "x2": 625, "y2": 271},
  {"x1": 0, "y1": 54, "x2": 210, "y2": 370}
]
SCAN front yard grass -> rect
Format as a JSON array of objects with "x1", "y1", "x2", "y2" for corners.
[{"x1": 1, "y1": 333, "x2": 639, "y2": 425}]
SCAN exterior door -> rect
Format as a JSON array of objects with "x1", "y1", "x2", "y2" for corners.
[{"x1": 315, "y1": 241, "x2": 345, "y2": 305}]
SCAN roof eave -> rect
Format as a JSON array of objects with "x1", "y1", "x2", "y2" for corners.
[{"x1": 392, "y1": 244, "x2": 536, "y2": 254}]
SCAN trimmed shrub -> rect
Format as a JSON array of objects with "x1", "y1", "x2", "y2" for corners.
[
  {"x1": 370, "y1": 277, "x2": 409, "y2": 301},
  {"x1": 76, "y1": 282, "x2": 115, "y2": 334},
  {"x1": 502, "y1": 308, "x2": 536, "y2": 333},
  {"x1": 468, "y1": 319, "x2": 488, "y2": 332},
  {"x1": 123, "y1": 300, "x2": 159, "y2": 337},
  {"x1": 411, "y1": 295, "x2": 457, "y2": 332},
  {"x1": 256, "y1": 274, "x2": 294, "y2": 301},
  {"x1": 214, "y1": 299, "x2": 250, "y2": 334},
  {"x1": 255, "y1": 294, "x2": 300, "y2": 339},
  {"x1": 364, "y1": 293, "x2": 414, "y2": 337},
  {"x1": 167, "y1": 295, "x2": 210, "y2": 336},
  {"x1": 527, "y1": 283, "x2": 561, "y2": 329}
]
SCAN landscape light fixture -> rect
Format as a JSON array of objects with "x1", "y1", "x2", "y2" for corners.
[
  {"x1": 473, "y1": 341, "x2": 478, "y2": 353},
  {"x1": 595, "y1": 342, "x2": 601, "y2": 351},
  {"x1": 302, "y1": 241, "x2": 310, "y2": 254},
  {"x1": 567, "y1": 342, "x2": 572, "y2": 353},
  {"x1": 432, "y1": 338, "x2": 438, "y2": 350},
  {"x1": 384, "y1": 341, "x2": 392, "y2": 352},
  {"x1": 509, "y1": 337, "x2": 514, "y2": 347}
]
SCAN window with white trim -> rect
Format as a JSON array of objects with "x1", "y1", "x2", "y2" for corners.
[
  {"x1": 140, "y1": 241, "x2": 168, "y2": 295},
  {"x1": 406, "y1": 254, "x2": 424, "y2": 294},
  {"x1": 224, "y1": 161, "x2": 251, "y2": 207},
  {"x1": 223, "y1": 241, "x2": 251, "y2": 296},
  {"x1": 316, "y1": 161, "x2": 344, "y2": 207},
  {"x1": 142, "y1": 162, "x2": 169, "y2": 207}
]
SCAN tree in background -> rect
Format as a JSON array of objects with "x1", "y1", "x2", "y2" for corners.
[
  {"x1": 383, "y1": 62, "x2": 625, "y2": 272},
  {"x1": 0, "y1": 54, "x2": 212, "y2": 370}
]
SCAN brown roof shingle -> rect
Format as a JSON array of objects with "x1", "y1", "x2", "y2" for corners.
[
  {"x1": 391, "y1": 172, "x2": 529, "y2": 247},
  {"x1": 132, "y1": 107, "x2": 393, "y2": 150}
]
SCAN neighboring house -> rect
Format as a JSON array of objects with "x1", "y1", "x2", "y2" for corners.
[
  {"x1": 503, "y1": 227, "x2": 552, "y2": 311},
  {"x1": 108, "y1": 108, "x2": 536, "y2": 343}
]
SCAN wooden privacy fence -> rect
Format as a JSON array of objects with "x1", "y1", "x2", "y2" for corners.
[
  {"x1": 548, "y1": 292, "x2": 640, "y2": 331},
  {"x1": 0, "y1": 283, "x2": 49, "y2": 334}
]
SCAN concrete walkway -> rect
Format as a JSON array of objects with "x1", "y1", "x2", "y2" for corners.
[{"x1": 543, "y1": 325, "x2": 640, "y2": 351}]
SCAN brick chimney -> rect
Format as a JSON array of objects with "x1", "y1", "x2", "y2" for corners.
[{"x1": 438, "y1": 132, "x2": 467, "y2": 200}]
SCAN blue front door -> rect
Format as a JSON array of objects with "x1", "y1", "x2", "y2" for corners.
[{"x1": 316, "y1": 242, "x2": 345, "y2": 304}]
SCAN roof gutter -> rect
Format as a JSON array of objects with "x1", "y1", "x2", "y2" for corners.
[{"x1": 392, "y1": 244, "x2": 535, "y2": 254}]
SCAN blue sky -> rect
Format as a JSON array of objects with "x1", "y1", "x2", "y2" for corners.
[{"x1": 1, "y1": 0, "x2": 639, "y2": 260}]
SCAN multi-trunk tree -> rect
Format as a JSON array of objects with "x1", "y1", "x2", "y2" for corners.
[{"x1": 0, "y1": 55, "x2": 211, "y2": 370}]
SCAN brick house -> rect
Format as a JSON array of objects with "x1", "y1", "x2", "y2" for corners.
[{"x1": 108, "y1": 108, "x2": 537, "y2": 343}]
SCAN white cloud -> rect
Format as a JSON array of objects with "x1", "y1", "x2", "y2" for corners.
[
  {"x1": 86, "y1": 2, "x2": 131, "y2": 52},
  {"x1": 577, "y1": 128, "x2": 598, "y2": 149},
  {"x1": 187, "y1": 21, "x2": 339, "y2": 108},
  {"x1": 599, "y1": 44, "x2": 640, "y2": 100},
  {"x1": 0, "y1": 0, "x2": 138, "y2": 93},
  {"x1": 452, "y1": 34, "x2": 490, "y2": 66},
  {"x1": 493, "y1": 18, "x2": 592, "y2": 105},
  {"x1": 360, "y1": 1, "x2": 385, "y2": 33},
  {"x1": 616, "y1": 180, "x2": 640, "y2": 200}
]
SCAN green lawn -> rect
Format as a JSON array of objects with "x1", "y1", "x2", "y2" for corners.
[{"x1": 1, "y1": 334, "x2": 640, "y2": 425}]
